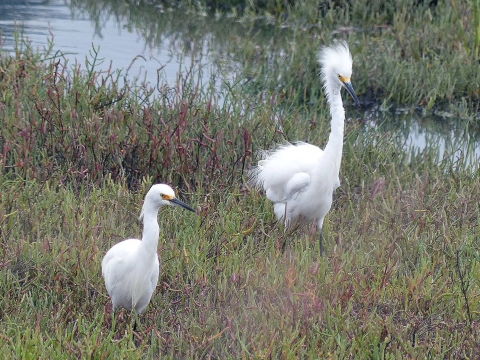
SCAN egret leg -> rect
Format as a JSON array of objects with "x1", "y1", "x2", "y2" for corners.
[
  {"x1": 130, "y1": 311, "x2": 141, "y2": 342},
  {"x1": 111, "y1": 309, "x2": 117, "y2": 332},
  {"x1": 132, "y1": 310, "x2": 141, "y2": 333},
  {"x1": 319, "y1": 230, "x2": 324, "y2": 256}
]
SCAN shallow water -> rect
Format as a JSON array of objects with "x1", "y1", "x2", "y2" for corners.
[
  {"x1": 0, "y1": 0, "x2": 216, "y2": 86},
  {"x1": 361, "y1": 110, "x2": 479, "y2": 169},
  {"x1": 0, "y1": 0, "x2": 478, "y2": 167}
]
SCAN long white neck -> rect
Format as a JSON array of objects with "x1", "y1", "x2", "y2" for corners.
[
  {"x1": 323, "y1": 88, "x2": 345, "y2": 177},
  {"x1": 140, "y1": 202, "x2": 160, "y2": 255}
]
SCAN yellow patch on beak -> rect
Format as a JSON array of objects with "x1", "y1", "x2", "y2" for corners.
[
  {"x1": 161, "y1": 194, "x2": 174, "y2": 200},
  {"x1": 338, "y1": 75, "x2": 351, "y2": 84}
]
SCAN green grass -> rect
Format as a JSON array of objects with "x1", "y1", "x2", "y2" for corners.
[
  {"x1": 1, "y1": 134, "x2": 480, "y2": 357},
  {"x1": 1, "y1": 1, "x2": 480, "y2": 357}
]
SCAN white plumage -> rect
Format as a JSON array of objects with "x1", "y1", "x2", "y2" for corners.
[
  {"x1": 250, "y1": 40, "x2": 359, "y2": 255},
  {"x1": 102, "y1": 184, "x2": 194, "y2": 314}
]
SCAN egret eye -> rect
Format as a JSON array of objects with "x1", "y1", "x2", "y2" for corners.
[{"x1": 161, "y1": 193, "x2": 174, "y2": 200}]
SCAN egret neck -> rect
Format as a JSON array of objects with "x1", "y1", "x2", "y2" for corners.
[
  {"x1": 140, "y1": 203, "x2": 161, "y2": 254},
  {"x1": 323, "y1": 91, "x2": 345, "y2": 178}
]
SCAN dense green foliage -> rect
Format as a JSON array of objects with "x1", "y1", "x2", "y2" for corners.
[{"x1": 1, "y1": 0, "x2": 480, "y2": 358}]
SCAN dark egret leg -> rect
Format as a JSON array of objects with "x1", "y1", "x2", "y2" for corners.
[
  {"x1": 107, "y1": 307, "x2": 117, "y2": 333},
  {"x1": 132, "y1": 310, "x2": 142, "y2": 333},
  {"x1": 130, "y1": 310, "x2": 141, "y2": 342},
  {"x1": 281, "y1": 237, "x2": 288, "y2": 252},
  {"x1": 319, "y1": 230, "x2": 324, "y2": 257},
  {"x1": 317, "y1": 219, "x2": 325, "y2": 256},
  {"x1": 281, "y1": 210, "x2": 289, "y2": 252}
]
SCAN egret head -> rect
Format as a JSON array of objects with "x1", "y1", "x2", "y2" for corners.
[
  {"x1": 319, "y1": 40, "x2": 359, "y2": 105},
  {"x1": 139, "y1": 184, "x2": 195, "y2": 220}
]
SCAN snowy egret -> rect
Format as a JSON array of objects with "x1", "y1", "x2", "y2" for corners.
[
  {"x1": 102, "y1": 184, "x2": 194, "y2": 314},
  {"x1": 249, "y1": 40, "x2": 359, "y2": 256}
]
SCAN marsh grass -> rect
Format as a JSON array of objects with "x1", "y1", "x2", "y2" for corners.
[
  {"x1": 1, "y1": 2, "x2": 480, "y2": 356},
  {"x1": 64, "y1": 0, "x2": 480, "y2": 114},
  {"x1": 1, "y1": 146, "x2": 480, "y2": 357}
]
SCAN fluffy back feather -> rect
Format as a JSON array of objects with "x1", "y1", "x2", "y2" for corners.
[{"x1": 249, "y1": 142, "x2": 324, "y2": 201}]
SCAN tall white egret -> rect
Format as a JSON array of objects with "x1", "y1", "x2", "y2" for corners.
[
  {"x1": 249, "y1": 40, "x2": 359, "y2": 256},
  {"x1": 102, "y1": 184, "x2": 194, "y2": 314}
]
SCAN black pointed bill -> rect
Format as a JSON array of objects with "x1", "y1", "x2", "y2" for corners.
[
  {"x1": 343, "y1": 81, "x2": 360, "y2": 106},
  {"x1": 169, "y1": 198, "x2": 195, "y2": 212}
]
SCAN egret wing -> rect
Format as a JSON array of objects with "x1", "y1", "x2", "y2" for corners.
[
  {"x1": 101, "y1": 239, "x2": 140, "y2": 296},
  {"x1": 284, "y1": 172, "x2": 311, "y2": 200},
  {"x1": 251, "y1": 142, "x2": 323, "y2": 202}
]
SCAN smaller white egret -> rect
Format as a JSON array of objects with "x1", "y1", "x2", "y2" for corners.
[
  {"x1": 249, "y1": 40, "x2": 359, "y2": 256},
  {"x1": 102, "y1": 184, "x2": 194, "y2": 314}
]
